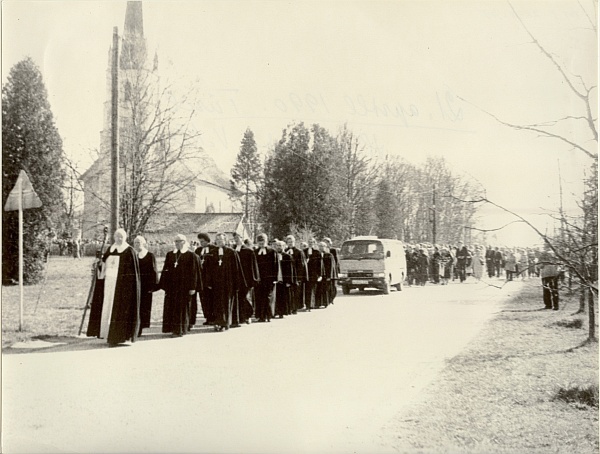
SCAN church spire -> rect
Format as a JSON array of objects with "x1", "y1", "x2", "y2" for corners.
[{"x1": 120, "y1": 1, "x2": 146, "y2": 70}]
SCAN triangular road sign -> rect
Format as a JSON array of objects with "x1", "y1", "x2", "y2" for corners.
[{"x1": 4, "y1": 170, "x2": 43, "y2": 211}]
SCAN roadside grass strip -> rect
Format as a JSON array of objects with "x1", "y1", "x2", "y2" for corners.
[{"x1": 380, "y1": 280, "x2": 599, "y2": 454}]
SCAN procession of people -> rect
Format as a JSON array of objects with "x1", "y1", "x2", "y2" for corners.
[
  {"x1": 86, "y1": 231, "x2": 339, "y2": 344},
  {"x1": 86, "y1": 229, "x2": 559, "y2": 346}
]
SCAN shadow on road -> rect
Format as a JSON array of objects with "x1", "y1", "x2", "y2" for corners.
[{"x1": 2, "y1": 323, "x2": 233, "y2": 355}]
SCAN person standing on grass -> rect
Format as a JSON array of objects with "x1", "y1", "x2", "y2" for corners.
[
  {"x1": 86, "y1": 228, "x2": 141, "y2": 346},
  {"x1": 540, "y1": 252, "x2": 561, "y2": 310},
  {"x1": 159, "y1": 234, "x2": 198, "y2": 337}
]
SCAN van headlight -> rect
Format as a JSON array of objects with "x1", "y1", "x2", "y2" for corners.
[
  {"x1": 338, "y1": 273, "x2": 346, "y2": 278},
  {"x1": 376, "y1": 272, "x2": 385, "y2": 277}
]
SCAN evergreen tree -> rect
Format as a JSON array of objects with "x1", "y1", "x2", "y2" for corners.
[
  {"x1": 231, "y1": 128, "x2": 262, "y2": 235},
  {"x1": 2, "y1": 58, "x2": 66, "y2": 283}
]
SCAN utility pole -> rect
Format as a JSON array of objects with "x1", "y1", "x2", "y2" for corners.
[
  {"x1": 432, "y1": 184, "x2": 437, "y2": 244},
  {"x1": 110, "y1": 27, "x2": 119, "y2": 237}
]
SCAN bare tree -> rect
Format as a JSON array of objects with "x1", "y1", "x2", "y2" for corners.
[{"x1": 454, "y1": 2, "x2": 597, "y2": 341}]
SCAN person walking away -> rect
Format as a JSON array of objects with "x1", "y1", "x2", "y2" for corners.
[{"x1": 540, "y1": 252, "x2": 560, "y2": 310}]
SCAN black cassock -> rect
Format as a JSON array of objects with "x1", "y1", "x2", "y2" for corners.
[
  {"x1": 275, "y1": 252, "x2": 296, "y2": 317},
  {"x1": 138, "y1": 251, "x2": 158, "y2": 333},
  {"x1": 319, "y1": 251, "x2": 338, "y2": 307},
  {"x1": 195, "y1": 245, "x2": 216, "y2": 324},
  {"x1": 204, "y1": 246, "x2": 245, "y2": 330},
  {"x1": 286, "y1": 247, "x2": 307, "y2": 313},
  {"x1": 255, "y1": 247, "x2": 278, "y2": 321},
  {"x1": 304, "y1": 248, "x2": 324, "y2": 309},
  {"x1": 232, "y1": 245, "x2": 259, "y2": 325},
  {"x1": 87, "y1": 245, "x2": 141, "y2": 345},
  {"x1": 159, "y1": 249, "x2": 198, "y2": 335}
]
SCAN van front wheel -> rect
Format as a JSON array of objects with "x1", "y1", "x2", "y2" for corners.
[
  {"x1": 342, "y1": 285, "x2": 351, "y2": 295},
  {"x1": 383, "y1": 280, "x2": 391, "y2": 295}
]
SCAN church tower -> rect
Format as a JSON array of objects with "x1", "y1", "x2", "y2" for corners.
[{"x1": 81, "y1": 1, "x2": 151, "y2": 237}]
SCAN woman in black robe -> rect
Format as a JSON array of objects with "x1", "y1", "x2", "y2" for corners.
[
  {"x1": 86, "y1": 228, "x2": 141, "y2": 346},
  {"x1": 133, "y1": 235, "x2": 158, "y2": 336}
]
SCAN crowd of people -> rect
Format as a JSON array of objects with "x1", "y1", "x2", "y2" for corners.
[
  {"x1": 405, "y1": 242, "x2": 547, "y2": 286},
  {"x1": 86, "y1": 230, "x2": 340, "y2": 346}
]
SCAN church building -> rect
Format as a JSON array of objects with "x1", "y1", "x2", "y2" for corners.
[{"x1": 81, "y1": 1, "x2": 238, "y2": 239}]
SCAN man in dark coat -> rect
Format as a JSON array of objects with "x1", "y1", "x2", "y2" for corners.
[
  {"x1": 203, "y1": 232, "x2": 245, "y2": 331},
  {"x1": 304, "y1": 237, "x2": 324, "y2": 310},
  {"x1": 317, "y1": 241, "x2": 338, "y2": 307},
  {"x1": 159, "y1": 234, "x2": 198, "y2": 336},
  {"x1": 285, "y1": 234, "x2": 307, "y2": 314},
  {"x1": 323, "y1": 237, "x2": 339, "y2": 304},
  {"x1": 232, "y1": 232, "x2": 259, "y2": 326},
  {"x1": 273, "y1": 240, "x2": 296, "y2": 318},
  {"x1": 456, "y1": 244, "x2": 471, "y2": 283},
  {"x1": 485, "y1": 246, "x2": 495, "y2": 278},
  {"x1": 254, "y1": 233, "x2": 278, "y2": 322},
  {"x1": 195, "y1": 233, "x2": 216, "y2": 325}
]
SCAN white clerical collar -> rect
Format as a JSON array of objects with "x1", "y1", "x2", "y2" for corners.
[
  {"x1": 172, "y1": 244, "x2": 189, "y2": 254},
  {"x1": 138, "y1": 248, "x2": 148, "y2": 259},
  {"x1": 308, "y1": 247, "x2": 313, "y2": 254},
  {"x1": 110, "y1": 242, "x2": 129, "y2": 253},
  {"x1": 258, "y1": 247, "x2": 266, "y2": 255},
  {"x1": 235, "y1": 245, "x2": 242, "y2": 252},
  {"x1": 218, "y1": 247, "x2": 224, "y2": 255}
]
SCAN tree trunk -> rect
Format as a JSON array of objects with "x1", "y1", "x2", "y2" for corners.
[
  {"x1": 588, "y1": 287, "x2": 596, "y2": 341},
  {"x1": 578, "y1": 285, "x2": 586, "y2": 314}
]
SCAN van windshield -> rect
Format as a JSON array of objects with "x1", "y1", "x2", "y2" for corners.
[{"x1": 340, "y1": 240, "x2": 384, "y2": 259}]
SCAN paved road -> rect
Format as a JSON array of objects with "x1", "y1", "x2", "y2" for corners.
[{"x1": 3, "y1": 280, "x2": 520, "y2": 453}]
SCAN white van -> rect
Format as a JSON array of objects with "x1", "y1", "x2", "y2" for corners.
[{"x1": 338, "y1": 236, "x2": 407, "y2": 295}]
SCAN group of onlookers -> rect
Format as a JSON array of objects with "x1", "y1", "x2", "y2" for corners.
[
  {"x1": 405, "y1": 243, "x2": 547, "y2": 286},
  {"x1": 86, "y1": 230, "x2": 339, "y2": 345}
]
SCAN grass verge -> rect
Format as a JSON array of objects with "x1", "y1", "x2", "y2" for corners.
[
  {"x1": 2, "y1": 256, "x2": 166, "y2": 348},
  {"x1": 380, "y1": 280, "x2": 599, "y2": 453}
]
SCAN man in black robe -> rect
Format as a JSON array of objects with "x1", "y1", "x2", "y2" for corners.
[
  {"x1": 323, "y1": 237, "x2": 339, "y2": 304},
  {"x1": 195, "y1": 233, "x2": 216, "y2": 325},
  {"x1": 254, "y1": 233, "x2": 278, "y2": 322},
  {"x1": 204, "y1": 232, "x2": 245, "y2": 331},
  {"x1": 316, "y1": 241, "x2": 337, "y2": 308},
  {"x1": 274, "y1": 240, "x2": 296, "y2": 318},
  {"x1": 159, "y1": 234, "x2": 198, "y2": 336},
  {"x1": 232, "y1": 232, "x2": 259, "y2": 326},
  {"x1": 87, "y1": 228, "x2": 141, "y2": 346},
  {"x1": 304, "y1": 237, "x2": 324, "y2": 311},
  {"x1": 285, "y1": 234, "x2": 307, "y2": 314}
]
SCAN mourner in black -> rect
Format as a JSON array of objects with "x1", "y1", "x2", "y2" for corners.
[
  {"x1": 195, "y1": 233, "x2": 216, "y2": 325},
  {"x1": 285, "y1": 234, "x2": 307, "y2": 314},
  {"x1": 133, "y1": 235, "x2": 158, "y2": 336},
  {"x1": 203, "y1": 233, "x2": 245, "y2": 331},
  {"x1": 232, "y1": 232, "x2": 260, "y2": 326},
  {"x1": 254, "y1": 233, "x2": 278, "y2": 322},
  {"x1": 304, "y1": 237, "x2": 324, "y2": 310},
  {"x1": 159, "y1": 234, "x2": 198, "y2": 337}
]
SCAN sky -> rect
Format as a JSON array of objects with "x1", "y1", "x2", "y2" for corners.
[{"x1": 2, "y1": 0, "x2": 597, "y2": 246}]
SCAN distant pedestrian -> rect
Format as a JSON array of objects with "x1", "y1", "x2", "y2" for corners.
[{"x1": 540, "y1": 252, "x2": 560, "y2": 310}]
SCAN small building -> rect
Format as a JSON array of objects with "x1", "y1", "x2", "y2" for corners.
[{"x1": 143, "y1": 212, "x2": 251, "y2": 244}]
